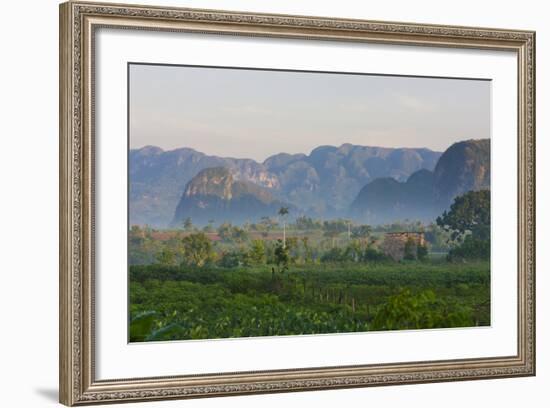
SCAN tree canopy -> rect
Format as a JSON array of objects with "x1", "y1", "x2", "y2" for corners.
[
  {"x1": 436, "y1": 190, "x2": 490, "y2": 241},
  {"x1": 278, "y1": 207, "x2": 289, "y2": 217},
  {"x1": 182, "y1": 232, "x2": 215, "y2": 267}
]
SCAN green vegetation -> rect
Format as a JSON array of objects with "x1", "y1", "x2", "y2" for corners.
[
  {"x1": 129, "y1": 190, "x2": 491, "y2": 342},
  {"x1": 129, "y1": 261, "x2": 489, "y2": 341},
  {"x1": 437, "y1": 190, "x2": 490, "y2": 261},
  {"x1": 181, "y1": 232, "x2": 215, "y2": 267}
]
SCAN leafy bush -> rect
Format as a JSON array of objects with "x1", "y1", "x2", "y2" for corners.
[
  {"x1": 129, "y1": 311, "x2": 161, "y2": 342},
  {"x1": 320, "y1": 247, "x2": 347, "y2": 263},
  {"x1": 361, "y1": 247, "x2": 388, "y2": 262},
  {"x1": 129, "y1": 260, "x2": 490, "y2": 341},
  {"x1": 416, "y1": 245, "x2": 428, "y2": 261},
  {"x1": 248, "y1": 240, "x2": 266, "y2": 264},
  {"x1": 437, "y1": 190, "x2": 490, "y2": 241},
  {"x1": 272, "y1": 239, "x2": 290, "y2": 271},
  {"x1": 447, "y1": 236, "x2": 490, "y2": 261},
  {"x1": 182, "y1": 232, "x2": 216, "y2": 267},
  {"x1": 218, "y1": 250, "x2": 248, "y2": 268},
  {"x1": 372, "y1": 289, "x2": 473, "y2": 330}
]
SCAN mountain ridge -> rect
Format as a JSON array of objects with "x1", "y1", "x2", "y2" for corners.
[
  {"x1": 130, "y1": 143, "x2": 442, "y2": 226},
  {"x1": 350, "y1": 139, "x2": 490, "y2": 224},
  {"x1": 172, "y1": 167, "x2": 289, "y2": 226}
]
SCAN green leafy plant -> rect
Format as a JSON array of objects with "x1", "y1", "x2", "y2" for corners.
[{"x1": 182, "y1": 232, "x2": 216, "y2": 267}]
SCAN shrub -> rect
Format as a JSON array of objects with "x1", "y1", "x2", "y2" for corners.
[
  {"x1": 447, "y1": 236, "x2": 490, "y2": 261},
  {"x1": 182, "y1": 232, "x2": 216, "y2": 267},
  {"x1": 218, "y1": 251, "x2": 246, "y2": 268},
  {"x1": 320, "y1": 247, "x2": 347, "y2": 263},
  {"x1": 361, "y1": 247, "x2": 389, "y2": 262},
  {"x1": 372, "y1": 289, "x2": 473, "y2": 330},
  {"x1": 416, "y1": 245, "x2": 428, "y2": 261}
]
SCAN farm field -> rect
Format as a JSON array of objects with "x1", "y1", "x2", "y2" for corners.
[{"x1": 129, "y1": 259, "x2": 490, "y2": 342}]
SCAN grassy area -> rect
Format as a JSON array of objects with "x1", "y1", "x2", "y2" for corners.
[{"x1": 129, "y1": 260, "x2": 490, "y2": 342}]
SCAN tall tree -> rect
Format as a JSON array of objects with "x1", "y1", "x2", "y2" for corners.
[
  {"x1": 273, "y1": 239, "x2": 290, "y2": 273},
  {"x1": 248, "y1": 240, "x2": 266, "y2": 264},
  {"x1": 182, "y1": 232, "x2": 215, "y2": 267},
  {"x1": 436, "y1": 190, "x2": 490, "y2": 261},
  {"x1": 155, "y1": 248, "x2": 176, "y2": 266},
  {"x1": 278, "y1": 206, "x2": 289, "y2": 248},
  {"x1": 436, "y1": 190, "x2": 490, "y2": 241}
]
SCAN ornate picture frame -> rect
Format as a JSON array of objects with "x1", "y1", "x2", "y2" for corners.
[{"x1": 59, "y1": 1, "x2": 535, "y2": 405}]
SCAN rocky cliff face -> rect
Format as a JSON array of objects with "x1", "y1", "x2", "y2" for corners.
[
  {"x1": 172, "y1": 167, "x2": 286, "y2": 226},
  {"x1": 266, "y1": 144, "x2": 440, "y2": 216},
  {"x1": 130, "y1": 144, "x2": 441, "y2": 226},
  {"x1": 350, "y1": 139, "x2": 490, "y2": 224},
  {"x1": 183, "y1": 167, "x2": 235, "y2": 199},
  {"x1": 129, "y1": 147, "x2": 279, "y2": 226},
  {"x1": 433, "y1": 139, "x2": 490, "y2": 206}
]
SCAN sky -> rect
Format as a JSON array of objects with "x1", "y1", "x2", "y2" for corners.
[{"x1": 129, "y1": 63, "x2": 490, "y2": 162}]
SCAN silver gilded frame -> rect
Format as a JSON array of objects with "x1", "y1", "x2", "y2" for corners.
[{"x1": 59, "y1": 1, "x2": 536, "y2": 405}]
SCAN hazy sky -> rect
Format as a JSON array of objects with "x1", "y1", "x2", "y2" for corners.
[{"x1": 129, "y1": 64, "x2": 490, "y2": 162}]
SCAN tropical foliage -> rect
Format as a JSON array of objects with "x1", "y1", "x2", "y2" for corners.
[
  {"x1": 437, "y1": 190, "x2": 490, "y2": 260},
  {"x1": 129, "y1": 190, "x2": 491, "y2": 341}
]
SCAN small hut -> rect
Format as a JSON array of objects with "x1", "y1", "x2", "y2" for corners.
[{"x1": 380, "y1": 232, "x2": 425, "y2": 261}]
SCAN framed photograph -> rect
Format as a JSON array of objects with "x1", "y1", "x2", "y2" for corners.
[{"x1": 59, "y1": 1, "x2": 536, "y2": 405}]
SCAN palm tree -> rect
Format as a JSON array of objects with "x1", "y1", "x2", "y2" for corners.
[{"x1": 278, "y1": 206, "x2": 289, "y2": 248}]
